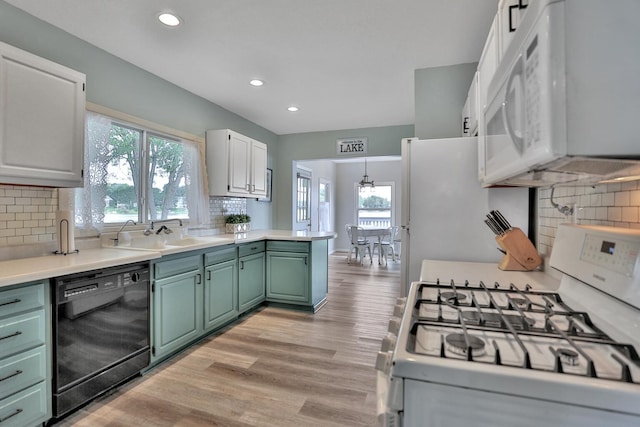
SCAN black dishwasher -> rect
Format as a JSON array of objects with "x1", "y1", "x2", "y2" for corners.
[{"x1": 51, "y1": 262, "x2": 150, "y2": 419}]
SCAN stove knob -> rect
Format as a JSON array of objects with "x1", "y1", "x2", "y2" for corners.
[
  {"x1": 375, "y1": 351, "x2": 393, "y2": 374},
  {"x1": 393, "y1": 303, "x2": 405, "y2": 317},
  {"x1": 387, "y1": 317, "x2": 401, "y2": 335},
  {"x1": 381, "y1": 332, "x2": 397, "y2": 352}
]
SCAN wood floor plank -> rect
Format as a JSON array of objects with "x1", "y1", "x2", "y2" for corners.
[{"x1": 54, "y1": 254, "x2": 399, "y2": 426}]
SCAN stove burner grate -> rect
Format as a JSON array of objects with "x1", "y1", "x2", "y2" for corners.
[
  {"x1": 440, "y1": 291, "x2": 466, "y2": 303},
  {"x1": 557, "y1": 348, "x2": 580, "y2": 366},
  {"x1": 461, "y1": 311, "x2": 536, "y2": 329},
  {"x1": 445, "y1": 333, "x2": 486, "y2": 357}
]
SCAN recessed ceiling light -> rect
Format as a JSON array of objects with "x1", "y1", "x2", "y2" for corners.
[
  {"x1": 287, "y1": 106, "x2": 299, "y2": 112},
  {"x1": 249, "y1": 79, "x2": 264, "y2": 87},
  {"x1": 158, "y1": 12, "x2": 181, "y2": 27}
]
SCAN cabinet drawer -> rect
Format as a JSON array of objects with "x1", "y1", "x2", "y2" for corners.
[
  {"x1": 0, "y1": 283, "x2": 45, "y2": 319},
  {"x1": 0, "y1": 381, "x2": 47, "y2": 427},
  {"x1": 266, "y1": 241, "x2": 309, "y2": 253},
  {"x1": 238, "y1": 241, "x2": 265, "y2": 257},
  {"x1": 0, "y1": 311, "x2": 45, "y2": 359},
  {"x1": 0, "y1": 347, "x2": 46, "y2": 400},
  {"x1": 154, "y1": 254, "x2": 201, "y2": 279},
  {"x1": 204, "y1": 246, "x2": 237, "y2": 266}
]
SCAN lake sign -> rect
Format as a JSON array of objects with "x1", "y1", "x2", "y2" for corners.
[{"x1": 336, "y1": 137, "x2": 368, "y2": 155}]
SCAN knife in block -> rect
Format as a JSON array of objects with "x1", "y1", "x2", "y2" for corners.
[{"x1": 495, "y1": 228, "x2": 542, "y2": 271}]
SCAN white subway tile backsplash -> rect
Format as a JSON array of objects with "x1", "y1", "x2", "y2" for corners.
[
  {"x1": 607, "y1": 207, "x2": 622, "y2": 221},
  {"x1": 538, "y1": 182, "x2": 640, "y2": 252},
  {"x1": 602, "y1": 192, "x2": 615, "y2": 206},
  {"x1": 622, "y1": 207, "x2": 639, "y2": 223},
  {"x1": 0, "y1": 184, "x2": 57, "y2": 247},
  {"x1": 615, "y1": 191, "x2": 630, "y2": 206}
]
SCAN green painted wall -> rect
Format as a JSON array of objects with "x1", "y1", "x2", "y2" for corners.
[
  {"x1": 0, "y1": 1, "x2": 477, "y2": 231},
  {"x1": 274, "y1": 125, "x2": 414, "y2": 229},
  {"x1": 414, "y1": 63, "x2": 477, "y2": 139},
  {"x1": 0, "y1": 1, "x2": 276, "y2": 145},
  {"x1": 0, "y1": 0, "x2": 277, "y2": 225}
]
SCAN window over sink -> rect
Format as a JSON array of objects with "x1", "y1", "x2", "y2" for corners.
[{"x1": 75, "y1": 111, "x2": 208, "y2": 229}]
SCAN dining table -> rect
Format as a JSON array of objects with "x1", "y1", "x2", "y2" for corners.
[{"x1": 358, "y1": 226, "x2": 391, "y2": 264}]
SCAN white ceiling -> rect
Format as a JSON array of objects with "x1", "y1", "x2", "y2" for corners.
[{"x1": 6, "y1": 0, "x2": 498, "y2": 135}]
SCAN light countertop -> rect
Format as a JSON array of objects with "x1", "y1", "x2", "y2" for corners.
[
  {"x1": 0, "y1": 248, "x2": 160, "y2": 289},
  {"x1": 419, "y1": 259, "x2": 560, "y2": 291},
  {"x1": 0, "y1": 229, "x2": 336, "y2": 289}
]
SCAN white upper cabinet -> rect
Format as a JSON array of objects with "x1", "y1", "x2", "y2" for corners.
[
  {"x1": 477, "y1": 15, "x2": 500, "y2": 134},
  {"x1": 498, "y1": 0, "x2": 528, "y2": 58},
  {"x1": 250, "y1": 139, "x2": 267, "y2": 195},
  {"x1": 476, "y1": 15, "x2": 500, "y2": 182},
  {"x1": 0, "y1": 41, "x2": 85, "y2": 187},
  {"x1": 206, "y1": 129, "x2": 267, "y2": 198},
  {"x1": 462, "y1": 72, "x2": 479, "y2": 137}
]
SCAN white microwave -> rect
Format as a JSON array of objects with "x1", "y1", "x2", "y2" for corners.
[{"x1": 482, "y1": 0, "x2": 640, "y2": 187}]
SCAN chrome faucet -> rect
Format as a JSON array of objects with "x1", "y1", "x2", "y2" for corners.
[
  {"x1": 155, "y1": 225, "x2": 172, "y2": 235},
  {"x1": 112, "y1": 220, "x2": 136, "y2": 246},
  {"x1": 143, "y1": 218, "x2": 183, "y2": 236}
]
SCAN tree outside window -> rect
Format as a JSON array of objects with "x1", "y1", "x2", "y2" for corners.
[
  {"x1": 77, "y1": 113, "x2": 200, "y2": 227},
  {"x1": 357, "y1": 184, "x2": 393, "y2": 227}
]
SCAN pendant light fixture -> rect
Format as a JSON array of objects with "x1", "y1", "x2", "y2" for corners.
[{"x1": 359, "y1": 157, "x2": 375, "y2": 187}]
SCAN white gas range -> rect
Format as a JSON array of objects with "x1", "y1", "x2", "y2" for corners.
[{"x1": 377, "y1": 224, "x2": 640, "y2": 426}]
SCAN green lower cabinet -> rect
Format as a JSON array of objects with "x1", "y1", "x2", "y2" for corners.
[
  {"x1": 204, "y1": 258, "x2": 238, "y2": 331},
  {"x1": 0, "y1": 281, "x2": 50, "y2": 427},
  {"x1": 238, "y1": 249, "x2": 266, "y2": 313},
  {"x1": 266, "y1": 252, "x2": 309, "y2": 303},
  {"x1": 266, "y1": 240, "x2": 328, "y2": 312},
  {"x1": 153, "y1": 269, "x2": 202, "y2": 360}
]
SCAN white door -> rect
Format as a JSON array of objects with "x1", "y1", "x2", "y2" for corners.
[{"x1": 293, "y1": 167, "x2": 312, "y2": 231}]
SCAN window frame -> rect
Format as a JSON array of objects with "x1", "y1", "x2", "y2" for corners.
[
  {"x1": 296, "y1": 173, "x2": 312, "y2": 223},
  {"x1": 81, "y1": 108, "x2": 199, "y2": 230},
  {"x1": 354, "y1": 181, "x2": 394, "y2": 228}
]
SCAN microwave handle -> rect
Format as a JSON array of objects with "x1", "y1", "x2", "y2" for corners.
[{"x1": 502, "y1": 54, "x2": 525, "y2": 154}]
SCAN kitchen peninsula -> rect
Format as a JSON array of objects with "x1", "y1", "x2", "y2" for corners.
[{"x1": 0, "y1": 230, "x2": 334, "y2": 426}]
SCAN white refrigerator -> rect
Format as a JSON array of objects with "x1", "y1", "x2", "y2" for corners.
[{"x1": 400, "y1": 137, "x2": 530, "y2": 295}]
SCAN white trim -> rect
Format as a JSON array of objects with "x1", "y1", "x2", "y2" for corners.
[{"x1": 86, "y1": 102, "x2": 204, "y2": 145}]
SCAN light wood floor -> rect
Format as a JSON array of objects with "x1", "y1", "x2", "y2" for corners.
[{"x1": 56, "y1": 253, "x2": 401, "y2": 426}]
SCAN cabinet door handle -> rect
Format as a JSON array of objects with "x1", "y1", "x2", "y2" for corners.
[
  {"x1": 508, "y1": 4, "x2": 518, "y2": 32},
  {"x1": 0, "y1": 298, "x2": 21, "y2": 307},
  {"x1": 304, "y1": 256, "x2": 308, "y2": 265},
  {"x1": 0, "y1": 370, "x2": 22, "y2": 383},
  {"x1": 463, "y1": 117, "x2": 469, "y2": 134},
  {"x1": 196, "y1": 274, "x2": 202, "y2": 285},
  {"x1": 207, "y1": 270, "x2": 212, "y2": 281},
  {"x1": 0, "y1": 331, "x2": 22, "y2": 341},
  {"x1": 240, "y1": 260, "x2": 245, "y2": 270},
  {"x1": 0, "y1": 408, "x2": 22, "y2": 423},
  {"x1": 252, "y1": 184, "x2": 255, "y2": 192}
]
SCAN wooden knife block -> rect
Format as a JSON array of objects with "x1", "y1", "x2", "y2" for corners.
[{"x1": 496, "y1": 228, "x2": 542, "y2": 271}]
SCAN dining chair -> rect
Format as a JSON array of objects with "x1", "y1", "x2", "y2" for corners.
[
  {"x1": 348, "y1": 225, "x2": 372, "y2": 265},
  {"x1": 373, "y1": 226, "x2": 399, "y2": 265},
  {"x1": 345, "y1": 224, "x2": 355, "y2": 262}
]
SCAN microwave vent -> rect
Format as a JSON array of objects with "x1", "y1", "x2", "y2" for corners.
[{"x1": 553, "y1": 159, "x2": 637, "y2": 176}]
